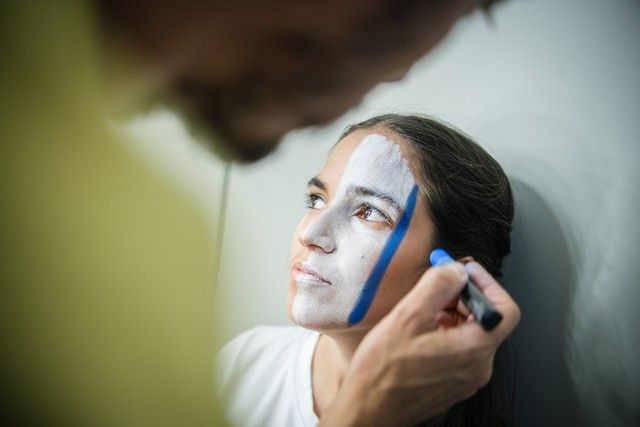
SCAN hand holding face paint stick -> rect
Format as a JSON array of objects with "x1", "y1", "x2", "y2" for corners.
[
  {"x1": 430, "y1": 248, "x2": 503, "y2": 331},
  {"x1": 318, "y1": 254, "x2": 520, "y2": 427}
]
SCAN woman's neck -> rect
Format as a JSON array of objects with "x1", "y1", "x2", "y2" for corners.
[{"x1": 311, "y1": 328, "x2": 369, "y2": 418}]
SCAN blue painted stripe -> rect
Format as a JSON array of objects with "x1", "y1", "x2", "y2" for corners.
[{"x1": 347, "y1": 184, "x2": 419, "y2": 326}]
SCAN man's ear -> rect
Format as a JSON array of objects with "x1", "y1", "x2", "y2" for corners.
[{"x1": 458, "y1": 256, "x2": 474, "y2": 264}]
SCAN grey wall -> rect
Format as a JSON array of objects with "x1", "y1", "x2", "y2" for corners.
[{"x1": 126, "y1": 0, "x2": 640, "y2": 424}]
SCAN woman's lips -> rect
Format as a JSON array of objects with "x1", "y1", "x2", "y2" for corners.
[{"x1": 292, "y1": 262, "x2": 331, "y2": 286}]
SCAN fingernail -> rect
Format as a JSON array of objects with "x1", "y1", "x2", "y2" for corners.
[
  {"x1": 450, "y1": 262, "x2": 468, "y2": 281},
  {"x1": 465, "y1": 262, "x2": 479, "y2": 274}
]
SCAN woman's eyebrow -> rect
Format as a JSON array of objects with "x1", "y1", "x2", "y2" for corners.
[
  {"x1": 347, "y1": 185, "x2": 401, "y2": 212},
  {"x1": 307, "y1": 177, "x2": 327, "y2": 191}
]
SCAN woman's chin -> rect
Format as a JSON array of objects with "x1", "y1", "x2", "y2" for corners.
[{"x1": 290, "y1": 306, "x2": 346, "y2": 331}]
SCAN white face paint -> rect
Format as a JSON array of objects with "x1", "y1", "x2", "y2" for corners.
[{"x1": 291, "y1": 133, "x2": 416, "y2": 328}]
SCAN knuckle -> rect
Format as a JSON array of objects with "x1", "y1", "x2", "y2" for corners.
[
  {"x1": 513, "y1": 303, "x2": 522, "y2": 325},
  {"x1": 460, "y1": 340, "x2": 496, "y2": 386},
  {"x1": 467, "y1": 347, "x2": 495, "y2": 389},
  {"x1": 464, "y1": 388, "x2": 479, "y2": 399},
  {"x1": 425, "y1": 267, "x2": 455, "y2": 288},
  {"x1": 461, "y1": 329, "x2": 493, "y2": 355},
  {"x1": 460, "y1": 383, "x2": 479, "y2": 399},
  {"x1": 476, "y1": 363, "x2": 494, "y2": 388},
  {"x1": 391, "y1": 301, "x2": 422, "y2": 330}
]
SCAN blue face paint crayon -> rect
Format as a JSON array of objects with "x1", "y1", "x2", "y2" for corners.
[{"x1": 429, "y1": 248, "x2": 503, "y2": 331}]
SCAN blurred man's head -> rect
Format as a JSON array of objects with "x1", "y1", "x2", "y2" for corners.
[{"x1": 98, "y1": 0, "x2": 502, "y2": 161}]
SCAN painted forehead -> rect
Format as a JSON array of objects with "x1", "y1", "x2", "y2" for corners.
[{"x1": 340, "y1": 133, "x2": 416, "y2": 208}]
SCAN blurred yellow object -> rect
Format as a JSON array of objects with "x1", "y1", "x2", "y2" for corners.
[{"x1": 1, "y1": 1, "x2": 223, "y2": 425}]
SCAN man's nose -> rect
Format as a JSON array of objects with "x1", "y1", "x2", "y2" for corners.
[{"x1": 297, "y1": 212, "x2": 336, "y2": 254}]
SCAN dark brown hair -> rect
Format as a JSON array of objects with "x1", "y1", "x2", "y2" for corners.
[
  {"x1": 341, "y1": 114, "x2": 514, "y2": 277},
  {"x1": 341, "y1": 114, "x2": 515, "y2": 426}
]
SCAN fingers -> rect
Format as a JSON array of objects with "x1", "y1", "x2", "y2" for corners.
[
  {"x1": 391, "y1": 262, "x2": 467, "y2": 332},
  {"x1": 465, "y1": 262, "x2": 521, "y2": 343},
  {"x1": 412, "y1": 321, "x2": 495, "y2": 391},
  {"x1": 438, "y1": 297, "x2": 471, "y2": 328},
  {"x1": 456, "y1": 299, "x2": 471, "y2": 318},
  {"x1": 435, "y1": 310, "x2": 468, "y2": 328},
  {"x1": 421, "y1": 263, "x2": 468, "y2": 312},
  {"x1": 412, "y1": 262, "x2": 520, "y2": 363}
]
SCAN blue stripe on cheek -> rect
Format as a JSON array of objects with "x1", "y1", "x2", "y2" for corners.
[{"x1": 347, "y1": 184, "x2": 419, "y2": 326}]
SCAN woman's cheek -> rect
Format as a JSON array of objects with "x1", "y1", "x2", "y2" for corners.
[{"x1": 336, "y1": 230, "x2": 385, "y2": 292}]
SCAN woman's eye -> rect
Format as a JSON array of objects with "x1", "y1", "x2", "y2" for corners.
[
  {"x1": 356, "y1": 205, "x2": 390, "y2": 224},
  {"x1": 305, "y1": 193, "x2": 326, "y2": 209}
]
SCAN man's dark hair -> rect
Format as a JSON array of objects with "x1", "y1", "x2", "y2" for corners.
[{"x1": 97, "y1": 1, "x2": 509, "y2": 163}]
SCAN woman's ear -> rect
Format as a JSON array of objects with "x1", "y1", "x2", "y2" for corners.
[{"x1": 458, "y1": 255, "x2": 474, "y2": 264}]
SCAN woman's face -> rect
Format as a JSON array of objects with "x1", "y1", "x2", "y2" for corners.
[{"x1": 288, "y1": 128, "x2": 435, "y2": 331}]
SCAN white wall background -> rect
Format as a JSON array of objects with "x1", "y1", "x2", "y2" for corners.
[{"x1": 125, "y1": 0, "x2": 640, "y2": 424}]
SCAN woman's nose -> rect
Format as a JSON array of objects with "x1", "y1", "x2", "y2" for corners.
[{"x1": 297, "y1": 213, "x2": 336, "y2": 254}]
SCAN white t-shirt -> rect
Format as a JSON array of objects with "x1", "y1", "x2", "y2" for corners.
[{"x1": 217, "y1": 325, "x2": 321, "y2": 427}]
